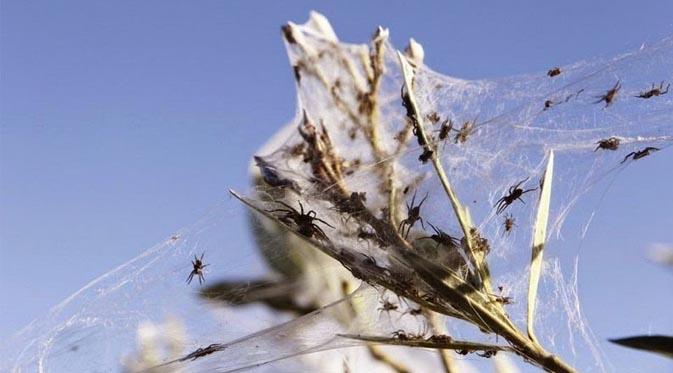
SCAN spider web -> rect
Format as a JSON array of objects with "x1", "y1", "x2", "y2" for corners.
[{"x1": 2, "y1": 12, "x2": 672, "y2": 373}]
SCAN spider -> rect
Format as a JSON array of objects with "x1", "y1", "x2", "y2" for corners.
[
  {"x1": 398, "y1": 191, "x2": 428, "y2": 239},
  {"x1": 186, "y1": 253, "x2": 209, "y2": 285},
  {"x1": 418, "y1": 222, "x2": 459, "y2": 249},
  {"x1": 494, "y1": 295, "x2": 513, "y2": 304},
  {"x1": 438, "y1": 118, "x2": 453, "y2": 140},
  {"x1": 547, "y1": 67, "x2": 561, "y2": 77},
  {"x1": 593, "y1": 80, "x2": 621, "y2": 108},
  {"x1": 269, "y1": 200, "x2": 334, "y2": 241},
  {"x1": 503, "y1": 213, "x2": 516, "y2": 235},
  {"x1": 454, "y1": 120, "x2": 475, "y2": 144},
  {"x1": 377, "y1": 298, "x2": 399, "y2": 318},
  {"x1": 428, "y1": 334, "x2": 453, "y2": 344},
  {"x1": 406, "y1": 307, "x2": 423, "y2": 317},
  {"x1": 621, "y1": 147, "x2": 660, "y2": 164},
  {"x1": 543, "y1": 99, "x2": 556, "y2": 111},
  {"x1": 594, "y1": 137, "x2": 620, "y2": 151},
  {"x1": 182, "y1": 344, "x2": 223, "y2": 361},
  {"x1": 426, "y1": 111, "x2": 440, "y2": 124},
  {"x1": 392, "y1": 330, "x2": 411, "y2": 340},
  {"x1": 495, "y1": 178, "x2": 537, "y2": 214},
  {"x1": 636, "y1": 81, "x2": 670, "y2": 99},
  {"x1": 477, "y1": 350, "x2": 498, "y2": 358},
  {"x1": 412, "y1": 126, "x2": 428, "y2": 147},
  {"x1": 418, "y1": 149, "x2": 433, "y2": 163}
]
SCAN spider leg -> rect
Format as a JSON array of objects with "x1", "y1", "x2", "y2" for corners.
[
  {"x1": 298, "y1": 201, "x2": 305, "y2": 215},
  {"x1": 273, "y1": 201, "x2": 299, "y2": 213},
  {"x1": 187, "y1": 271, "x2": 194, "y2": 284},
  {"x1": 313, "y1": 226, "x2": 329, "y2": 241},
  {"x1": 517, "y1": 197, "x2": 526, "y2": 205},
  {"x1": 496, "y1": 200, "x2": 509, "y2": 214},
  {"x1": 621, "y1": 152, "x2": 636, "y2": 164},
  {"x1": 398, "y1": 219, "x2": 407, "y2": 233},
  {"x1": 200, "y1": 253, "x2": 205, "y2": 261},
  {"x1": 313, "y1": 217, "x2": 335, "y2": 228},
  {"x1": 419, "y1": 217, "x2": 426, "y2": 230},
  {"x1": 418, "y1": 192, "x2": 429, "y2": 207},
  {"x1": 521, "y1": 188, "x2": 537, "y2": 195}
]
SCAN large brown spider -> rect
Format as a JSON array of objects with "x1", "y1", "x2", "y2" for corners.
[
  {"x1": 418, "y1": 222, "x2": 458, "y2": 249},
  {"x1": 187, "y1": 253, "x2": 209, "y2": 285},
  {"x1": 594, "y1": 137, "x2": 620, "y2": 151},
  {"x1": 398, "y1": 191, "x2": 428, "y2": 239},
  {"x1": 593, "y1": 80, "x2": 621, "y2": 108},
  {"x1": 269, "y1": 200, "x2": 334, "y2": 241},
  {"x1": 621, "y1": 147, "x2": 660, "y2": 164},
  {"x1": 636, "y1": 81, "x2": 670, "y2": 99},
  {"x1": 495, "y1": 178, "x2": 537, "y2": 214}
]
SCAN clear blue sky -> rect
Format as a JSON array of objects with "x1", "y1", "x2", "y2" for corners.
[{"x1": 1, "y1": 1, "x2": 672, "y2": 371}]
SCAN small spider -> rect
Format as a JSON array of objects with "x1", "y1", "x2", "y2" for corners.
[
  {"x1": 542, "y1": 100, "x2": 554, "y2": 111},
  {"x1": 428, "y1": 334, "x2": 453, "y2": 344},
  {"x1": 454, "y1": 120, "x2": 475, "y2": 144},
  {"x1": 438, "y1": 119, "x2": 453, "y2": 140},
  {"x1": 495, "y1": 178, "x2": 538, "y2": 214},
  {"x1": 269, "y1": 200, "x2": 334, "y2": 241},
  {"x1": 418, "y1": 222, "x2": 459, "y2": 249},
  {"x1": 489, "y1": 289, "x2": 514, "y2": 304},
  {"x1": 377, "y1": 298, "x2": 399, "y2": 317},
  {"x1": 636, "y1": 81, "x2": 670, "y2": 99},
  {"x1": 547, "y1": 67, "x2": 561, "y2": 77},
  {"x1": 412, "y1": 126, "x2": 428, "y2": 147},
  {"x1": 594, "y1": 137, "x2": 620, "y2": 152},
  {"x1": 398, "y1": 191, "x2": 428, "y2": 239},
  {"x1": 418, "y1": 149, "x2": 434, "y2": 163},
  {"x1": 182, "y1": 343, "x2": 223, "y2": 361},
  {"x1": 503, "y1": 213, "x2": 516, "y2": 235},
  {"x1": 426, "y1": 111, "x2": 440, "y2": 124},
  {"x1": 621, "y1": 147, "x2": 660, "y2": 164},
  {"x1": 593, "y1": 80, "x2": 621, "y2": 108},
  {"x1": 477, "y1": 350, "x2": 498, "y2": 358},
  {"x1": 186, "y1": 253, "x2": 209, "y2": 285},
  {"x1": 392, "y1": 330, "x2": 411, "y2": 340},
  {"x1": 407, "y1": 307, "x2": 423, "y2": 317}
]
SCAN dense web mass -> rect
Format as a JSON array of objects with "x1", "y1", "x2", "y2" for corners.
[{"x1": 2, "y1": 12, "x2": 672, "y2": 373}]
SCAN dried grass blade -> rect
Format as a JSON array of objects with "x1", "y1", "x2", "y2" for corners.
[{"x1": 526, "y1": 151, "x2": 555, "y2": 344}]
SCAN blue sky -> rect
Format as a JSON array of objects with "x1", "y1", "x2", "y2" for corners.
[{"x1": 1, "y1": 1, "x2": 672, "y2": 371}]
